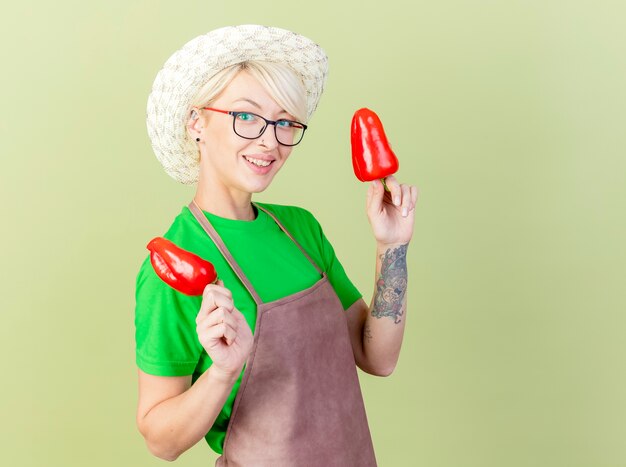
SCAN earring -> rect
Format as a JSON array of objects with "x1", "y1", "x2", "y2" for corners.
[{"x1": 196, "y1": 137, "x2": 200, "y2": 142}]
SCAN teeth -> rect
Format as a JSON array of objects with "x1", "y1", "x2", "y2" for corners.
[{"x1": 244, "y1": 156, "x2": 272, "y2": 167}]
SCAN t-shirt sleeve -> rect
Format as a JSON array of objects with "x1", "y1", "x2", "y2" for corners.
[
  {"x1": 306, "y1": 211, "x2": 363, "y2": 311},
  {"x1": 134, "y1": 256, "x2": 204, "y2": 376}
]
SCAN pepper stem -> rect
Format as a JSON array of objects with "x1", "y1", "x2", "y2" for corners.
[{"x1": 381, "y1": 178, "x2": 391, "y2": 192}]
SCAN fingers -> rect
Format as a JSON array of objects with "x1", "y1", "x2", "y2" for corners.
[
  {"x1": 411, "y1": 185, "x2": 419, "y2": 208},
  {"x1": 199, "y1": 280, "x2": 234, "y2": 315},
  {"x1": 367, "y1": 179, "x2": 385, "y2": 214},
  {"x1": 369, "y1": 175, "x2": 419, "y2": 218},
  {"x1": 400, "y1": 184, "x2": 412, "y2": 217},
  {"x1": 200, "y1": 320, "x2": 238, "y2": 347},
  {"x1": 195, "y1": 280, "x2": 238, "y2": 346},
  {"x1": 230, "y1": 306, "x2": 250, "y2": 327},
  {"x1": 196, "y1": 306, "x2": 240, "y2": 347},
  {"x1": 197, "y1": 306, "x2": 237, "y2": 329},
  {"x1": 195, "y1": 280, "x2": 253, "y2": 361},
  {"x1": 384, "y1": 175, "x2": 403, "y2": 208}
]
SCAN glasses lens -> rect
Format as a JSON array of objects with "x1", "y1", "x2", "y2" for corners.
[
  {"x1": 233, "y1": 112, "x2": 305, "y2": 146},
  {"x1": 275, "y1": 120, "x2": 305, "y2": 146},
  {"x1": 233, "y1": 112, "x2": 267, "y2": 139}
]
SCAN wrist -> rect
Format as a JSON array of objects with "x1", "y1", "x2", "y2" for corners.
[
  {"x1": 376, "y1": 241, "x2": 409, "y2": 252},
  {"x1": 207, "y1": 364, "x2": 241, "y2": 385}
]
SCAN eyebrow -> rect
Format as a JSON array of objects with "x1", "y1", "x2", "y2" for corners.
[
  {"x1": 232, "y1": 98, "x2": 290, "y2": 117},
  {"x1": 232, "y1": 98, "x2": 262, "y2": 109}
]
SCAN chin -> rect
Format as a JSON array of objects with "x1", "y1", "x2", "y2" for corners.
[
  {"x1": 249, "y1": 182, "x2": 273, "y2": 194},
  {"x1": 240, "y1": 178, "x2": 272, "y2": 194},
  {"x1": 249, "y1": 172, "x2": 281, "y2": 192}
]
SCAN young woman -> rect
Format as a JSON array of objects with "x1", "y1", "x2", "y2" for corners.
[{"x1": 135, "y1": 25, "x2": 418, "y2": 466}]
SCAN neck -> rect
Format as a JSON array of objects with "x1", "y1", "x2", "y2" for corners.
[{"x1": 194, "y1": 179, "x2": 256, "y2": 221}]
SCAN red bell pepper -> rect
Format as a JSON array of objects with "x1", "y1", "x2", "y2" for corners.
[
  {"x1": 147, "y1": 237, "x2": 217, "y2": 296},
  {"x1": 351, "y1": 108, "x2": 399, "y2": 191}
]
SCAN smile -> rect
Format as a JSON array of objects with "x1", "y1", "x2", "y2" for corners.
[{"x1": 243, "y1": 155, "x2": 274, "y2": 167}]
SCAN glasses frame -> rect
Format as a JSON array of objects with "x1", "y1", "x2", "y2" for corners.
[{"x1": 200, "y1": 107, "x2": 308, "y2": 147}]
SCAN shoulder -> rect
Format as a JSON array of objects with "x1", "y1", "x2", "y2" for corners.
[{"x1": 161, "y1": 206, "x2": 204, "y2": 248}]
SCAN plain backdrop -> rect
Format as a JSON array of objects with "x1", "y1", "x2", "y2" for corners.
[{"x1": 1, "y1": 1, "x2": 625, "y2": 466}]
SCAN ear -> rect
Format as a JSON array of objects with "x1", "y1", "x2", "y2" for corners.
[{"x1": 186, "y1": 107, "x2": 203, "y2": 139}]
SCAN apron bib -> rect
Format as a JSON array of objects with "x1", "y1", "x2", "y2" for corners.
[{"x1": 189, "y1": 202, "x2": 377, "y2": 467}]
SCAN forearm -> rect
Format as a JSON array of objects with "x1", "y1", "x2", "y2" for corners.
[
  {"x1": 139, "y1": 366, "x2": 237, "y2": 461},
  {"x1": 362, "y1": 242, "x2": 409, "y2": 376}
]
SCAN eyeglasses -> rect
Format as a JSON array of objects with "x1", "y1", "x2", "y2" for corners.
[{"x1": 200, "y1": 107, "x2": 307, "y2": 147}]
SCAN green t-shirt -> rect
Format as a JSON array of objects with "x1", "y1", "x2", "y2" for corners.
[{"x1": 134, "y1": 202, "x2": 362, "y2": 454}]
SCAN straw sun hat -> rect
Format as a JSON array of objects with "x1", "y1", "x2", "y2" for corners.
[{"x1": 146, "y1": 25, "x2": 329, "y2": 184}]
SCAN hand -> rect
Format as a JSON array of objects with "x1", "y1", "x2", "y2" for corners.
[
  {"x1": 196, "y1": 280, "x2": 253, "y2": 381},
  {"x1": 366, "y1": 175, "x2": 419, "y2": 247}
]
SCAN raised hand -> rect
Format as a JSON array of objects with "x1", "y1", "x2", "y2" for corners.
[
  {"x1": 366, "y1": 175, "x2": 419, "y2": 247},
  {"x1": 196, "y1": 280, "x2": 254, "y2": 381}
]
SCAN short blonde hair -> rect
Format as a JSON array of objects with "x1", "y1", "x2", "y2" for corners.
[{"x1": 189, "y1": 61, "x2": 307, "y2": 123}]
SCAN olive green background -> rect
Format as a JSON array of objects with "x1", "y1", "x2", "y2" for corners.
[{"x1": 2, "y1": 0, "x2": 625, "y2": 466}]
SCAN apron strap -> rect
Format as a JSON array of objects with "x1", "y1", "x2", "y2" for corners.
[
  {"x1": 254, "y1": 204, "x2": 325, "y2": 277},
  {"x1": 188, "y1": 201, "x2": 263, "y2": 306}
]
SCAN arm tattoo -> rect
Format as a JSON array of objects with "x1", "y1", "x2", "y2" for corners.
[{"x1": 372, "y1": 244, "x2": 408, "y2": 324}]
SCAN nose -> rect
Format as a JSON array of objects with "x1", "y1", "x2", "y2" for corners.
[{"x1": 258, "y1": 124, "x2": 280, "y2": 150}]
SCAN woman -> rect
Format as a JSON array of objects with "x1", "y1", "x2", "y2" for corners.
[{"x1": 135, "y1": 25, "x2": 418, "y2": 466}]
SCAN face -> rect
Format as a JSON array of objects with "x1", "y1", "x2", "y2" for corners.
[{"x1": 189, "y1": 71, "x2": 297, "y2": 198}]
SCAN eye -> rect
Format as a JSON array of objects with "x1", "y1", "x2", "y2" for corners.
[
  {"x1": 276, "y1": 120, "x2": 301, "y2": 129},
  {"x1": 236, "y1": 112, "x2": 257, "y2": 122}
]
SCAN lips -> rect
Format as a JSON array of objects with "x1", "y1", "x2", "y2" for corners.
[
  {"x1": 241, "y1": 154, "x2": 277, "y2": 176},
  {"x1": 243, "y1": 155, "x2": 274, "y2": 167}
]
